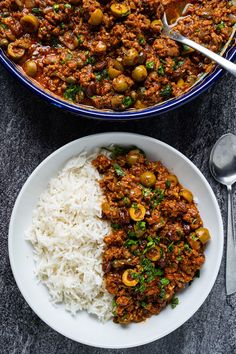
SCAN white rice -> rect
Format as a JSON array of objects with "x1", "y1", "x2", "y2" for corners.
[{"x1": 26, "y1": 152, "x2": 113, "y2": 322}]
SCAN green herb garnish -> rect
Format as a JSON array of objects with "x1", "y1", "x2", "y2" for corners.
[
  {"x1": 160, "y1": 278, "x2": 170, "y2": 286},
  {"x1": 125, "y1": 239, "x2": 139, "y2": 247},
  {"x1": 86, "y1": 56, "x2": 96, "y2": 65},
  {"x1": 160, "y1": 84, "x2": 172, "y2": 98},
  {"x1": 165, "y1": 180, "x2": 171, "y2": 188},
  {"x1": 138, "y1": 37, "x2": 145, "y2": 45},
  {"x1": 170, "y1": 297, "x2": 179, "y2": 309},
  {"x1": 53, "y1": 4, "x2": 60, "y2": 12},
  {"x1": 113, "y1": 163, "x2": 125, "y2": 177},
  {"x1": 32, "y1": 8, "x2": 42, "y2": 14},
  {"x1": 111, "y1": 223, "x2": 121, "y2": 230},
  {"x1": 184, "y1": 243, "x2": 192, "y2": 252},
  {"x1": 216, "y1": 21, "x2": 225, "y2": 32},
  {"x1": 142, "y1": 187, "x2": 152, "y2": 197},
  {"x1": 136, "y1": 221, "x2": 146, "y2": 231},
  {"x1": 146, "y1": 61, "x2": 155, "y2": 70},
  {"x1": 63, "y1": 84, "x2": 83, "y2": 101},
  {"x1": 122, "y1": 96, "x2": 133, "y2": 108},
  {"x1": 157, "y1": 64, "x2": 165, "y2": 76}
]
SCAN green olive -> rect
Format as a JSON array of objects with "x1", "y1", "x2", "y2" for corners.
[
  {"x1": 130, "y1": 90, "x2": 137, "y2": 101},
  {"x1": 167, "y1": 174, "x2": 178, "y2": 186},
  {"x1": 150, "y1": 19, "x2": 163, "y2": 32},
  {"x1": 94, "y1": 41, "x2": 107, "y2": 53},
  {"x1": 132, "y1": 65, "x2": 147, "y2": 82},
  {"x1": 7, "y1": 43, "x2": 25, "y2": 61},
  {"x1": 123, "y1": 48, "x2": 139, "y2": 66},
  {"x1": 66, "y1": 76, "x2": 76, "y2": 84},
  {"x1": 24, "y1": 60, "x2": 37, "y2": 77},
  {"x1": 146, "y1": 246, "x2": 161, "y2": 261},
  {"x1": 20, "y1": 14, "x2": 39, "y2": 32},
  {"x1": 110, "y1": 3, "x2": 130, "y2": 17},
  {"x1": 195, "y1": 227, "x2": 211, "y2": 244},
  {"x1": 127, "y1": 150, "x2": 140, "y2": 165},
  {"x1": 113, "y1": 60, "x2": 124, "y2": 72},
  {"x1": 111, "y1": 95, "x2": 123, "y2": 110},
  {"x1": 88, "y1": 8, "x2": 103, "y2": 25},
  {"x1": 0, "y1": 39, "x2": 9, "y2": 47},
  {"x1": 140, "y1": 171, "x2": 156, "y2": 187},
  {"x1": 134, "y1": 100, "x2": 146, "y2": 109},
  {"x1": 108, "y1": 66, "x2": 121, "y2": 79},
  {"x1": 112, "y1": 75, "x2": 129, "y2": 92},
  {"x1": 179, "y1": 189, "x2": 193, "y2": 203}
]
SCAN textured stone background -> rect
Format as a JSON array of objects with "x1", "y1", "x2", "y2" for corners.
[{"x1": 0, "y1": 65, "x2": 236, "y2": 354}]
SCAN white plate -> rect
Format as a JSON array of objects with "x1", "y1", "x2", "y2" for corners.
[{"x1": 8, "y1": 132, "x2": 223, "y2": 349}]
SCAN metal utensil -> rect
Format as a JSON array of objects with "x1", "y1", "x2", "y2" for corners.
[
  {"x1": 162, "y1": 13, "x2": 236, "y2": 77},
  {"x1": 209, "y1": 133, "x2": 236, "y2": 295}
]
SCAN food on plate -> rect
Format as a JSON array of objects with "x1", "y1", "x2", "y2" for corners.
[
  {"x1": 26, "y1": 152, "x2": 113, "y2": 322},
  {"x1": 0, "y1": 0, "x2": 235, "y2": 111},
  {"x1": 92, "y1": 146, "x2": 210, "y2": 324},
  {"x1": 27, "y1": 146, "x2": 210, "y2": 324}
]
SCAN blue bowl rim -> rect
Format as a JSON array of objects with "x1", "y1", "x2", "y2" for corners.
[{"x1": 0, "y1": 37, "x2": 235, "y2": 120}]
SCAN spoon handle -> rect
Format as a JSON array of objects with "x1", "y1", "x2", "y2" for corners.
[
  {"x1": 226, "y1": 185, "x2": 236, "y2": 295},
  {"x1": 167, "y1": 32, "x2": 236, "y2": 77}
]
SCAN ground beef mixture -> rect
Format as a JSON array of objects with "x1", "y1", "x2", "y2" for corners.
[
  {"x1": 92, "y1": 146, "x2": 211, "y2": 324},
  {"x1": 0, "y1": 0, "x2": 235, "y2": 111}
]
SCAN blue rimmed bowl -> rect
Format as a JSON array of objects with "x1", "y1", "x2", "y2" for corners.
[{"x1": 0, "y1": 34, "x2": 235, "y2": 120}]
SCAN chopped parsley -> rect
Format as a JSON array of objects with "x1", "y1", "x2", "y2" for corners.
[
  {"x1": 94, "y1": 72, "x2": 102, "y2": 81},
  {"x1": 160, "y1": 278, "x2": 170, "y2": 286},
  {"x1": 184, "y1": 243, "x2": 192, "y2": 252},
  {"x1": 146, "y1": 61, "x2": 155, "y2": 70},
  {"x1": 216, "y1": 21, "x2": 225, "y2": 32},
  {"x1": 86, "y1": 56, "x2": 96, "y2": 65},
  {"x1": 111, "y1": 223, "x2": 121, "y2": 230},
  {"x1": 127, "y1": 230, "x2": 137, "y2": 238},
  {"x1": 136, "y1": 221, "x2": 146, "y2": 231},
  {"x1": 160, "y1": 84, "x2": 172, "y2": 98},
  {"x1": 168, "y1": 242, "x2": 174, "y2": 253},
  {"x1": 191, "y1": 234, "x2": 198, "y2": 241},
  {"x1": 142, "y1": 187, "x2": 152, "y2": 197},
  {"x1": 138, "y1": 37, "x2": 146, "y2": 45},
  {"x1": 134, "y1": 258, "x2": 163, "y2": 293},
  {"x1": 124, "y1": 239, "x2": 139, "y2": 247},
  {"x1": 32, "y1": 8, "x2": 42, "y2": 14},
  {"x1": 0, "y1": 22, "x2": 8, "y2": 29},
  {"x1": 157, "y1": 64, "x2": 165, "y2": 76},
  {"x1": 122, "y1": 96, "x2": 133, "y2": 108},
  {"x1": 170, "y1": 297, "x2": 179, "y2": 309},
  {"x1": 77, "y1": 34, "x2": 84, "y2": 44},
  {"x1": 113, "y1": 163, "x2": 125, "y2": 177},
  {"x1": 195, "y1": 269, "x2": 200, "y2": 278},
  {"x1": 63, "y1": 84, "x2": 83, "y2": 101},
  {"x1": 53, "y1": 4, "x2": 60, "y2": 12},
  {"x1": 151, "y1": 188, "x2": 165, "y2": 208},
  {"x1": 64, "y1": 3, "x2": 72, "y2": 9},
  {"x1": 165, "y1": 180, "x2": 171, "y2": 188},
  {"x1": 173, "y1": 60, "x2": 184, "y2": 71}
]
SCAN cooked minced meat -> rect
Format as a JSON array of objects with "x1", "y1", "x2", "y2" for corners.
[{"x1": 0, "y1": 0, "x2": 235, "y2": 110}]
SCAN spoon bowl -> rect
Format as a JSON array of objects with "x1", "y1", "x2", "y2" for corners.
[
  {"x1": 209, "y1": 133, "x2": 236, "y2": 295},
  {"x1": 209, "y1": 133, "x2": 236, "y2": 186}
]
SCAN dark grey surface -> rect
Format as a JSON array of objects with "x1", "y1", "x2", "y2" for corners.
[{"x1": 0, "y1": 65, "x2": 236, "y2": 354}]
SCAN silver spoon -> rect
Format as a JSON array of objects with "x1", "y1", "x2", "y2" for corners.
[
  {"x1": 162, "y1": 13, "x2": 236, "y2": 77},
  {"x1": 209, "y1": 133, "x2": 236, "y2": 295}
]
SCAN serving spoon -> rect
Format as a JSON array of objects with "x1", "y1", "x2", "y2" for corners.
[
  {"x1": 162, "y1": 10, "x2": 236, "y2": 77},
  {"x1": 209, "y1": 133, "x2": 236, "y2": 295}
]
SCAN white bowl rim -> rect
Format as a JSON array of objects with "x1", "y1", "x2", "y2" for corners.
[{"x1": 8, "y1": 132, "x2": 224, "y2": 348}]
